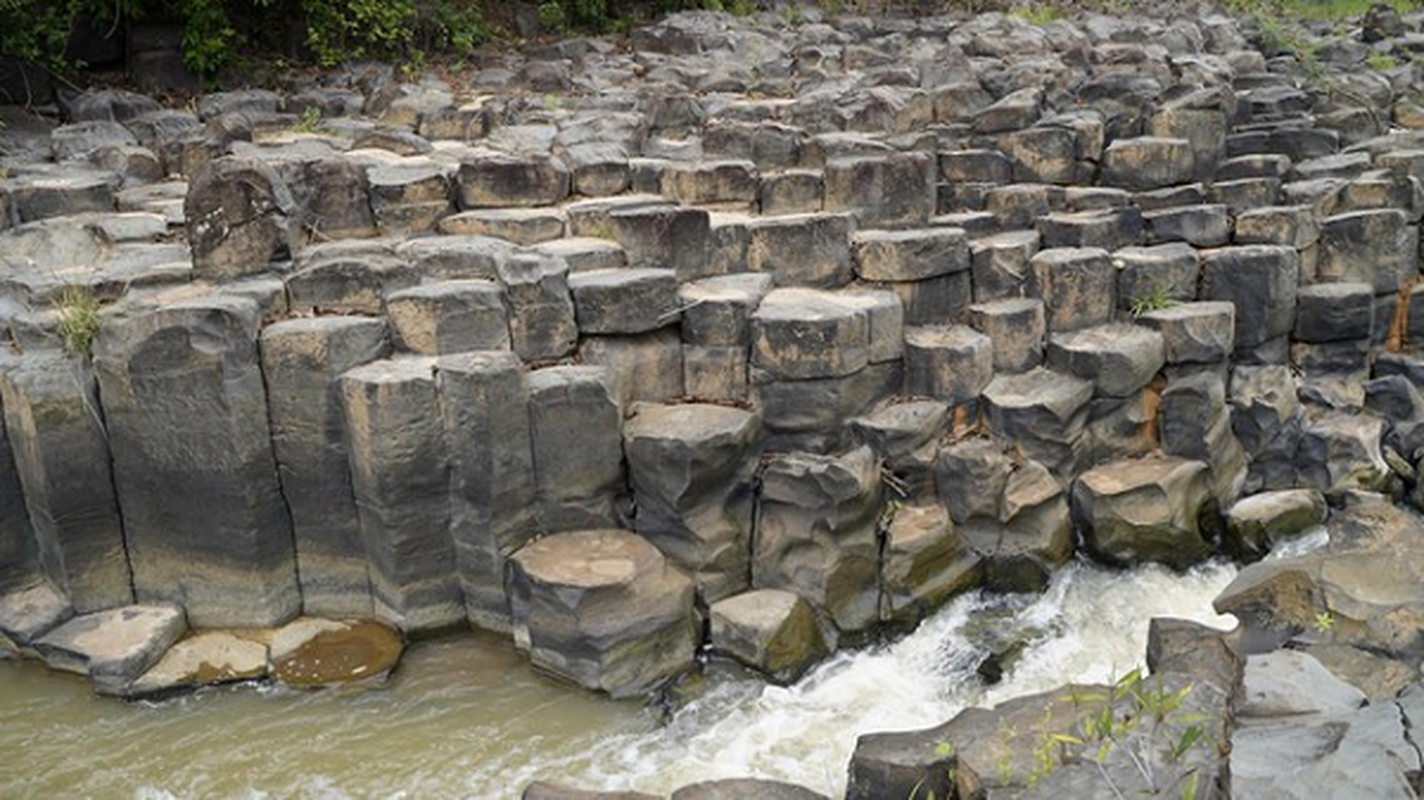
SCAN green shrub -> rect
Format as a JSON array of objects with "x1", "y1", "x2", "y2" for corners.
[{"x1": 53, "y1": 285, "x2": 102, "y2": 358}]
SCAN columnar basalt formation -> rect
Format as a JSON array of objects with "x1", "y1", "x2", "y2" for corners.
[{"x1": 3, "y1": 4, "x2": 1424, "y2": 718}]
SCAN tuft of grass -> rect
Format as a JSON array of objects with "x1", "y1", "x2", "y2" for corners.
[
  {"x1": 1129, "y1": 284, "x2": 1177, "y2": 317},
  {"x1": 1014, "y1": 4, "x2": 1062, "y2": 25},
  {"x1": 52, "y1": 285, "x2": 102, "y2": 358},
  {"x1": 1367, "y1": 50, "x2": 1400, "y2": 71},
  {"x1": 291, "y1": 105, "x2": 324, "y2": 134}
]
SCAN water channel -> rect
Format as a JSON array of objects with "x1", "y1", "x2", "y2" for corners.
[{"x1": 0, "y1": 559, "x2": 1239, "y2": 799}]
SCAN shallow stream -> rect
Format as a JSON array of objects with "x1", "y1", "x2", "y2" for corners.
[{"x1": 0, "y1": 560, "x2": 1238, "y2": 799}]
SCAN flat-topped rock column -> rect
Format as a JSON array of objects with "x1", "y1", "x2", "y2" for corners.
[
  {"x1": 1072, "y1": 456, "x2": 1214, "y2": 570},
  {"x1": 0, "y1": 390, "x2": 38, "y2": 594},
  {"x1": 527, "y1": 365, "x2": 628, "y2": 532},
  {"x1": 0, "y1": 354, "x2": 132, "y2": 614},
  {"x1": 507, "y1": 528, "x2": 697, "y2": 698},
  {"x1": 260, "y1": 317, "x2": 390, "y2": 618},
  {"x1": 339, "y1": 356, "x2": 464, "y2": 633},
  {"x1": 435, "y1": 351, "x2": 537, "y2": 633},
  {"x1": 93, "y1": 296, "x2": 298, "y2": 628},
  {"x1": 623, "y1": 402, "x2": 761, "y2": 603}
]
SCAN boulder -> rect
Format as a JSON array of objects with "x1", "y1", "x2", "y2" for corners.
[
  {"x1": 1036, "y1": 207, "x2": 1143, "y2": 251},
  {"x1": 0, "y1": 355, "x2": 131, "y2": 613},
  {"x1": 1298, "y1": 412, "x2": 1390, "y2": 495},
  {"x1": 184, "y1": 156, "x2": 294, "y2": 280},
  {"x1": 850, "y1": 399, "x2": 949, "y2": 498},
  {"x1": 285, "y1": 241, "x2": 416, "y2": 316},
  {"x1": 0, "y1": 581, "x2": 72, "y2": 646},
  {"x1": 1226, "y1": 489, "x2": 1328, "y2": 560},
  {"x1": 93, "y1": 296, "x2": 299, "y2": 628},
  {"x1": 966, "y1": 459, "x2": 1075, "y2": 593},
  {"x1": 754, "y1": 446, "x2": 883, "y2": 637},
  {"x1": 33, "y1": 603, "x2": 186, "y2": 695},
  {"x1": 1072, "y1": 456, "x2": 1213, "y2": 569},
  {"x1": 1317, "y1": 209, "x2": 1417, "y2": 294},
  {"x1": 1113, "y1": 242, "x2": 1199, "y2": 314},
  {"x1": 1101, "y1": 136, "x2": 1195, "y2": 190},
  {"x1": 523, "y1": 782, "x2": 659, "y2": 800},
  {"x1": 436, "y1": 352, "x2": 538, "y2": 632},
  {"x1": 623, "y1": 403, "x2": 760, "y2": 602},
  {"x1": 672, "y1": 779, "x2": 828, "y2": 800},
  {"x1": 339, "y1": 357, "x2": 463, "y2": 633},
  {"x1": 1136, "y1": 302, "x2": 1235, "y2": 365},
  {"x1": 970, "y1": 230, "x2": 1040, "y2": 302},
  {"x1": 508, "y1": 528, "x2": 697, "y2": 698},
  {"x1": 260, "y1": 317, "x2": 389, "y2": 617},
  {"x1": 751, "y1": 288, "x2": 868, "y2": 380},
  {"x1": 708, "y1": 589, "x2": 830, "y2": 685},
  {"x1": 606, "y1": 204, "x2": 711, "y2": 281}
]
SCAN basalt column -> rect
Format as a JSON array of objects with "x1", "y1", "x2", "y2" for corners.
[
  {"x1": 0, "y1": 353, "x2": 132, "y2": 613},
  {"x1": 93, "y1": 296, "x2": 299, "y2": 628}
]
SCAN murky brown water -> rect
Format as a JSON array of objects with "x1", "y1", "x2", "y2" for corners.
[{"x1": 0, "y1": 561, "x2": 1239, "y2": 799}]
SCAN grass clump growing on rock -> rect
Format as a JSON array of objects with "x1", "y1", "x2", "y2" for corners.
[{"x1": 52, "y1": 285, "x2": 102, "y2": 358}]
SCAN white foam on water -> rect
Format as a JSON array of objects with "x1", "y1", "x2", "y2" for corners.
[{"x1": 506, "y1": 559, "x2": 1239, "y2": 797}]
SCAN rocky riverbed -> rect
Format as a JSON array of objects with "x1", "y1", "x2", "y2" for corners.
[{"x1": 6, "y1": 1, "x2": 1424, "y2": 796}]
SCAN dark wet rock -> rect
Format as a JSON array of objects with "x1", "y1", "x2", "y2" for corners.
[
  {"x1": 270, "y1": 618, "x2": 404, "y2": 688},
  {"x1": 672, "y1": 778, "x2": 827, "y2": 800},
  {"x1": 1225, "y1": 489, "x2": 1328, "y2": 560},
  {"x1": 527, "y1": 365, "x2": 627, "y2": 533},
  {"x1": 881, "y1": 502, "x2": 981, "y2": 625},
  {"x1": 523, "y1": 781, "x2": 660, "y2": 800},
  {"x1": 982, "y1": 367, "x2": 1094, "y2": 480}
]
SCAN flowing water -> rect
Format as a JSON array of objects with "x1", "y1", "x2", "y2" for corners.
[{"x1": 0, "y1": 560, "x2": 1238, "y2": 799}]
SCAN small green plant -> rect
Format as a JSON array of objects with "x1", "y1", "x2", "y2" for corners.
[
  {"x1": 538, "y1": 0, "x2": 568, "y2": 31},
  {"x1": 1314, "y1": 609, "x2": 1336, "y2": 633},
  {"x1": 907, "y1": 741, "x2": 957, "y2": 799},
  {"x1": 53, "y1": 285, "x2": 102, "y2": 358},
  {"x1": 1129, "y1": 285, "x2": 1178, "y2": 317},
  {"x1": 292, "y1": 106, "x2": 324, "y2": 134},
  {"x1": 1367, "y1": 50, "x2": 1399, "y2": 71},
  {"x1": 782, "y1": 2, "x2": 804, "y2": 25},
  {"x1": 1015, "y1": 4, "x2": 1062, "y2": 25}
]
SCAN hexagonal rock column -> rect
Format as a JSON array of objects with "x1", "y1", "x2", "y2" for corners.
[
  {"x1": 455, "y1": 149, "x2": 569, "y2": 208},
  {"x1": 1318, "y1": 209, "x2": 1417, "y2": 294},
  {"x1": 1298, "y1": 412, "x2": 1390, "y2": 495},
  {"x1": 527, "y1": 366, "x2": 627, "y2": 533},
  {"x1": 385, "y1": 280, "x2": 510, "y2": 355},
  {"x1": 339, "y1": 357, "x2": 464, "y2": 633},
  {"x1": 679, "y1": 273, "x2": 774, "y2": 401},
  {"x1": 881, "y1": 502, "x2": 981, "y2": 626},
  {"x1": 1136, "y1": 302, "x2": 1235, "y2": 368},
  {"x1": 1046, "y1": 324, "x2": 1165, "y2": 398},
  {"x1": 823, "y1": 153, "x2": 935, "y2": 228},
  {"x1": 1100, "y1": 137, "x2": 1195, "y2": 191},
  {"x1": 903, "y1": 325, "x2": 993, "y2": 403},
  {"x1": 708, "y1": 588, "x2": 830, "y2": 685},
  {"x1": 1200, "y1": 246, "x2": 1299, "y2": 363},
  {"x1": 745, "y1": 213, "x2": 855, "y2": 288},
  {"x1": 507, "y1": 528, "x2": 698, "y2": 698},
  {"x1": 852, "y1": 227, "x2": 970, "y2": 283},
  {"x1": 982, "y1": 367, "x2": 1094, "y2": 481},
  {"x1": 754, "y1": 446, "x2": 883, "y2": 638},
  {"x1": 93, "y1": 296, "x2": 299, "y2": 628},
  {"x1": 1225, "y1": 488, "x2": 1328, "y2": 560},
  {"x1": 0, "y1": 354, "x2": 131, "y2": 613},
  {"x1": 184, "y1": 156, "x2": 295, "y2": 280},
  {"x1": 1027, "y1": 247, "x2": 1116, "y2": 333},
  {"x1": 435, "y1": 351, "x2": 537, "y2": 633},
  {"x1": 1072, "y1": 456, "x2": 1213, "y2": 570},
  {"x1": 970, "y1": 298, "x2": 1046, "y2": 373},
  {"x1": 498, "y1": 253, "x2": 579, "y2": 363},
  {"x1": 261, "y1": 317, "x2": 390, "y2": 617},
  {"x1": 623, "y1": 403, "x2": 761, "y2": 603},
  {"x1": 0, "y1": 391, "x2": 38, "y2": 594}
]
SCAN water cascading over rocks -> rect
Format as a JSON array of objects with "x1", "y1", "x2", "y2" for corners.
[{"x1": 7, "y1": 12, "x2": 1424, "y2": 795}]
